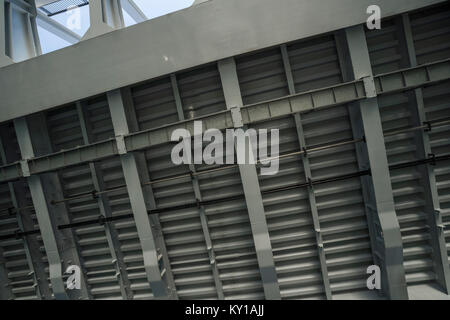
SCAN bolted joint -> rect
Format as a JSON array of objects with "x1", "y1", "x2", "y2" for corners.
[
  {"x1": 362, "y1": 76, "x2": 377, "y2": 98},
  {"x1": 20, "y1": 160, "x2": 31, "y2": 177},
  {"x1": 230, "y1": 106, "x2": 243, "y2": 128},
  {"x1": 116, "y1": 135, "x2": 127, "y2": 155}
]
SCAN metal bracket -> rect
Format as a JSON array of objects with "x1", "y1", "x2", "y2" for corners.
[
  {"x1": 230, "y1": 106, "x2": 243, "y2": 128},
  {"x1": 362, "y1": 76, "x2": 377, "y2": 98},
  {"x1": 116, "y1": 135, "x2": 127, "y2": 155},
  {"x1": 20, "y1": 160, "x2": 31, "y2": 177}
]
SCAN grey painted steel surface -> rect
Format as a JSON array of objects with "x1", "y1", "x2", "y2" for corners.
[
  {"x1": 400, "y1": 14, "x2": 450, "y2": 293},
  {"x1": 82, "y1": 0, "x2": 124, "y2": 40},
  {"x1": 171, "y1": 74, "x2": 225, "y2": 299},
  {"x1": 345, "y1": 25, "x2": 408, "y2": 299},
  {"x1": 0, "y1": 57, "x2": 448, "y2": 185},
  {"x1": 218, "y1": 58, "x2": 281, "y2": 300},
  {"x1": 119, "y1": 87, "x2": 179, "y2": 299},
  {"x1": 334, "y1": 30, "x2": 384, "y2": 296},
  {"x1": 1, "y1": 0, "x2": 41, "y2": 67},
  {"x1": 13, "y1": 118, "x2": 68, "y2": 300},
  {"x1": 281, "y1": 44, "x2": 333, "y2": 299},
  {"x1": 0, "y1": 246, "x2": 13, "y2": 299},
  {"x1": 107, "y1": 89, "x2": 170, "y2": 299},
  {"x1": 15, "y1": 115, "x2": 92, "y2": 300},
  {"x1": 0, "y1": 0, "x2": 446, "y2": 123},
  {"x1": 0, "y1": 127, "x2": 52, "y2": 299},
  {"x1": 1, "y1": 1, "x2": 450, "y2": 300},
  {"x1": 76, "y1": 102, "x2": 134, "y2": 299}
]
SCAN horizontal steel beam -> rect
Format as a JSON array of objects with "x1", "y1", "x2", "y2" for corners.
[
  {"x1": 0, "y1": 58, "x2": 449, "y2": 185},
  {"x1": 0, "y1": 0, "x2": 445, "y2": 122}
]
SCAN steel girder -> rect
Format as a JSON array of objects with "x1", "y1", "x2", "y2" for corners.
[
  {"x1": 0, "y1": 126, "x2": 52, "y2": 299},
  {"x1": 218, "y1": 57, "x2": 281, "y2": 300},
  {"x1": 170, "y1": 74, "x2": 225, "y2": 299},
  {"x1": 14, "y1": 116, "x2": 91, "y2": 300},
  {"x1": 345, "y1": 25, "x2": 408, "y2": 300},
  {"x1": 107, "y1": 89, "x2": 172, "y2": 299},
  {"x1": 0, "y1": 58, "x2": 448, "y2": 185},
  {"x1": 280, "y1": 44, "x2": 333, "y2": 299},
  {"x1": 398, "y1": 14, "x2": 450, "y2": 293}
]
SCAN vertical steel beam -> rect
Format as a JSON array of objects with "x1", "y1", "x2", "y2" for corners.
[
  {"x1": 334, "y1": 30, "x2": 387, "y2": 298},
  {"x1": 218, "y1": 58, "x2": 281, "y2": 300},
  {"x1": 107, "y1": 89, "x2": 171, "y2": 299},
  {"x1": 399, "y1": 14, "x2": 450, "y2": 293},
  {"x1": 14, "y1": 118, "x2": 67, "y2": 300},
  {"x1": 0, "y1": 0, "x2": 14, "y2": 67},
  {"x1": 83, "y1": 0, "x2": 124, "y2": 40},
  {"x1": 280, "y1": 44, "x2": 333, "y2": 299},
  {"x1": 170, "y1": 74, "x2": 225, "y2": 299},
  {"x1": 76, "y1": 102, "x2": 133, "y2": 300},
  {"x1": 0, "y1": 0, "x2": 40, "y2": 66},
  {"x1": 14, "y1": 116, "x2": 91, "y2": 300},
  {"x1": 345, "y1": 25, "x2": 408, "y2": 300},
  {"x1": 118, "y1": 87, "x2": 178, "y2": 299},
  {"x1": 0, "y1": 126, "x2": 52, "y2": 300}
]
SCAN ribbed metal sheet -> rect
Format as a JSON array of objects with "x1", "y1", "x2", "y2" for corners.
[
  {"x1": 1, "y1": 2, "x2": 449, "y2": 300},
  {"x1": 409, "y1": 3, "x2": 450, "y2": 270},
  {"x1": 0, "y1": 124, "x2": 51, "y2": 300}
]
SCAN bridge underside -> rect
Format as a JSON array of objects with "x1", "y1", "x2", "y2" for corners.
[{"x1": 0, "y1": 0, "x2": 449, "y2": 300}]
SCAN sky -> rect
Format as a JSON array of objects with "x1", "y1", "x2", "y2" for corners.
[{"x1": 38, "y1": 0, "x2": 195, "y2": 54}]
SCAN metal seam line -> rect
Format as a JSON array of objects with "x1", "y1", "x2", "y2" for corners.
[
  {"x1": 13, "y1": 117, "x2": 69, "y2": 300},
  {"x1": 16, "y1": 115, "x2": 93, "y2": 300},
  {"x1": 29, "y1": 112, "x2": 93, "y2": 300},
  {"x1": 346, "y1": 25, "x2": 408, "y2": 300},
  {"x1": 218, "y1": 57, "x2": 281, "y2": 300},
  {"x1": 1, "y1": 154, "x2": 447, "y2": 243},
  {"x1": 0, "y1": 58, "x2": 449, "y2": 184},
  {"x1": 280, "y1": 44, "x2": 333, "y2": 299},
  {"x1": 0, "y1": 127, "x2": 52, "y2": 299},
  {"x1": 119, "y1": 87, "x2": 178, "y2": 299},
  {"x1": 0, "y1": 130, "x2": 39, "y2": 299},
  {"x1": 107, "y1": 89, "x2": 170, "y2": 299},
  {"x1": 170, "y1": 74, "x2": 225, "y2": 300},
  {"x1": 76, "y1": 102, "x2": 133, "y2": 300},
  {"x1": 399, "y1": 14, "x2": 450, "y2": 293},
  {"x1": 333, "y1": 30, "x2": 386, "y2": 297}
]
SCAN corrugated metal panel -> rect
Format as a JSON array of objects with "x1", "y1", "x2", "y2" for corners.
[
  {"x1": 131, "y1": 66, "x2": 265, "y2": 299},
  {"x1": 1, "y1": 2, "x2": 449, "y2": 300},
  {"x1": 47, "y1": 104, "x2": 126, "y2": 299},
  {"x1": 366, "y1": 17, "x2": 437, "y2": 285},
  {"x1": 236, "y1": 36, "x2": 373, "y2": 299},
  {"x1": 0, "y1": 123, "x2": 48, "y2": 300},
  {"x1": 83, "y1": 96, "x2": 155, "y2": 300},
  {"x1": 410, "y1": 2, "x2": 450, "y2": 269}
]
